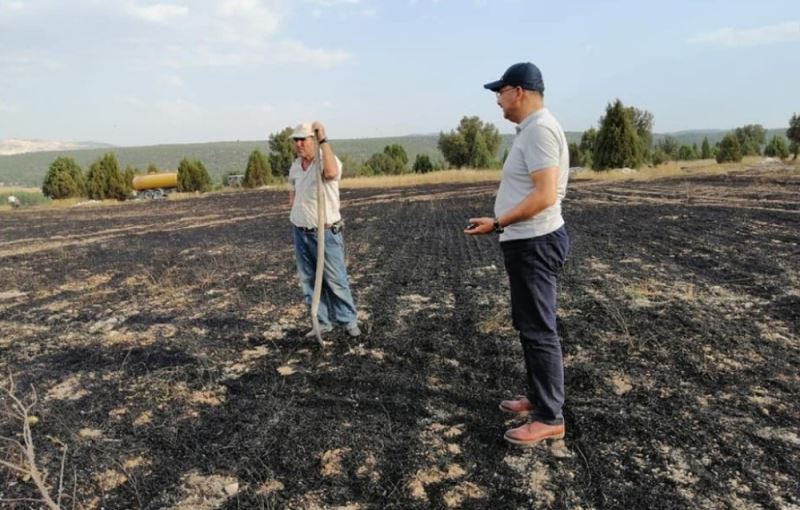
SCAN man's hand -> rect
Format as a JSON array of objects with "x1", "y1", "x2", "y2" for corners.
[
  {"x1": 464, "y1": 217, "x2": 495, "y2": 235},
  {"x1": 312, "y1": 121, "x2": 327, "y2": 142}
]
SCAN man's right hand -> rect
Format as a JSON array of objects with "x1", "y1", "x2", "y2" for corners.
[{"x1": 464, "y1": 217, "x2": 495, "y2": 235}]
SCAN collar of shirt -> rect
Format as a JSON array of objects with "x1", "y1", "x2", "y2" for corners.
[{"x1": 515, "y1": 107, "x2": 548, "y2": 134}]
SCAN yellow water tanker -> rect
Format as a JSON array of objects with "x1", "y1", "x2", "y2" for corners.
[{"x1": 132, "y1": 172, "x2": 178, "y2": 191}]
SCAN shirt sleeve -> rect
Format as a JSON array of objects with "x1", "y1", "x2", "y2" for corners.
[{"x1": 522, "y1": 124, "x2": 561, "y2": 173}]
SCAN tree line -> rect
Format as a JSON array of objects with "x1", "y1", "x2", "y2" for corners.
[
  {"x1": 569, "y1": 102, "x2": 800, "y2": 169},
  {"x1": 42, "y1": 110, "x2": 800, "y2": 199},
  {"x1": 41, "y1": 154, "x2": 217, "y2": 200}
]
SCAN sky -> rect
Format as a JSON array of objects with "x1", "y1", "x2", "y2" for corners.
[{"x1": 0, "y1": 0, "x2": 798, "y2": 146}]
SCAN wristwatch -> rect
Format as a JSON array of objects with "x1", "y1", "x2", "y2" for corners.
[{"x1": 493, "y1": 218, "x2": 504, "y2": 233}]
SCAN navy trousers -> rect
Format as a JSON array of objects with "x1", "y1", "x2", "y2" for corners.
[{"x1": 501, "y1": 225, "x2": 570, "y2": 425}]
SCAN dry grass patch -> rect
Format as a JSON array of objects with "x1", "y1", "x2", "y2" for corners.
[
  {"x1": 570, "y1": 156, "x2": 769, "y2": 183},
  {"x1": 342, "y1": 169, "x2": 501, "y2": 189}
]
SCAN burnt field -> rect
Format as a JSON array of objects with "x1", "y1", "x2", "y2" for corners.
[{"x1": 1, "y1": 166, "x2": 798, "y2": 509}]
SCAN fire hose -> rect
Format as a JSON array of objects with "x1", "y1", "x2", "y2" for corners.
[{"x1": 310, "y1": 130, "x2": 326, "y2": 347}]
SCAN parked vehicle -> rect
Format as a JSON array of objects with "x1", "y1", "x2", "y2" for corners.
[{"x1": 133, "y1": 172, "x2": 178, "y2": 199}]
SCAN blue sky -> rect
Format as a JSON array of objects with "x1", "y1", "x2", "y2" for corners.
[{"x1": 0, "y1": 0, "x2": 798, "y2": 146}]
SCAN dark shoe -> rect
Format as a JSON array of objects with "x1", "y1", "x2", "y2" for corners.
[
  {"x1": 504, "y1": 421, "x2": 565, "y2": 447},
  {"x1": 499, "y1": 395, "x2": 535, "y2": 415}
]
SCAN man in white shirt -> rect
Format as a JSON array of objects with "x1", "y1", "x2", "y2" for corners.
[
  {"x1": 466, "y1": 62, "x2": 570, "y2": 446},
  {"x1": 288, "y1": 121, "x2": 360, "y2": 338}
]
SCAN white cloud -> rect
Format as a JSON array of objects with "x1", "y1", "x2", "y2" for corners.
[
  {"x1": 274, "y1": 40, "x2": 352, "y2": 68},
  {"x1": 0, "y1": 101, "x2": 15, "y2": 112},
  {"x1": 124, "y1": 2, "x2": 189, "y2": 23},
  {"x1": 688, "y1": 21, "x2": 800, "y2": 47}
]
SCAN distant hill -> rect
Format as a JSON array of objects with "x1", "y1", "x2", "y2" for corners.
[
  {"x1": 0, "y1": 139, "x2": 113, "y2": 156},
  {"x1": 0, "y1": 129, "x2": 789, "y2": 187}
]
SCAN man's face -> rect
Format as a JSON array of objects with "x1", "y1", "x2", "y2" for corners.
[
  {"x1": 495, "y1": 85, "x2": 520, "y2": 120},
  {"x1": 293, "y1": 137, "x2": 315, "y2": 159}
]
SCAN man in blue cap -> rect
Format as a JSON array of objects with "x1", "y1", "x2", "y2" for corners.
[{"x1": 466, "y1": 62, "x2": 571, "y2": 446}]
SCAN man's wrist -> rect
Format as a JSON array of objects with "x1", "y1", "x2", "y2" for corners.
[
  {"x1": 493, "y1": 218, "x2": 504, "y2": 233},
  {"x1": 319, "y1": 138, "x2": 328, "y2": 145}
]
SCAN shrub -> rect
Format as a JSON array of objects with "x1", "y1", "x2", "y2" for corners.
[
  {"x1": 268, "y1": 127, "x2": 296, "y2": 178},
  {"x1": 42, "y1": 157, "x2": 86, "y2": 199},
  {"x1": 763, "y1": 136, "x2": 789, "y2": 160},
  {"x1": 244, "y1": 149, "x2": 271, "y2": 188},
  {"x1": 716, "y1": 133, "x2": 743, "y2": 163},
  {"x1": 593, "y1": 99, "x2": 643, "y2": 170},
  {"x1": 412, "y1": 153, "x2": 434, "y2": 173},
  {"x1": 86, "y1": 153, "x2": 127, "y2": 200},
  {"x1": 177, "y1": 158, "x2": 212, "y2": 192},
  {"x1": 438, "y1": 116, "x2": 501, "y2": 168}
]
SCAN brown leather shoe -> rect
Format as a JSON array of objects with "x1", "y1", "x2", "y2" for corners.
[
  {"x1": 504, "y1": 421, "x2": 565, "y2": 446},
  {"x1": 499, "y1": 395, "x2": 535, "y2": 415}
]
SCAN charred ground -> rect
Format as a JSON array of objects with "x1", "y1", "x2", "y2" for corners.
[{"x1": 1, "y1": 165, "x2": 798, "y2": 509}]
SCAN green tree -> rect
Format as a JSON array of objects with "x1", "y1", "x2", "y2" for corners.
[
  {"x1": 339, "y1": 154, "x2": 371, "y2": 178},
  {"x1": 177, "y1": 158, "x2": 212, "y2": 192},
  {"x1": 42, "y1": 157, "x2": 86, "y2": 199},
  {"x1": 86, "y1": 153, "x2": 127, "y2": 200},
  {"x1": 438, "y1": 116, "x2": 501, "y2": 168},
  {"x1": 678, "y1": 144, "x2": 697, "y2": 161},
  {"x1": 716, "y1": 133, "x2": 743, "y2": 163},
  {"x1": 147, "y1": 163, "x2": 159, "y2": 174},
  {"x1": 268, "y1": 127, "x2": 296, "y2": 178},
  {"x1": 656, "y1": 136, "x2": 679, "y2": 159},
  {"x1": 578, "y1": 128, "x2": 597, "y2": 167},
  {"x1": 787, "y1": 113, "x2": 800, "y2": 160},
  {"x1": 383, "y1": 144, "x2": 408, "y2": 168},
  {"x1": 244, "y1": 149, "x2": 271, "y2": 188},
  {"x1": 122, "y1": 165, "x2": 139, "y2": 196},
  {"x1": 626, "y1": 106, "x2": 654, "y2": 163},
  {"x1": 734, "y1": 124, "x2": 765, "y2": 156},
  {"x1": 366, "y1": 152, "x2": 405, "y2": 175},
  {"x1": 412, "y1": 153, "x2": 434, "y2": 173},
  {"x1": 763, "y1": 136, "x2": 790, "y2": 160},
  {"x1": 790, "y1": 142, "x2": 800, "y2": 161},
  {"x1": 593, "y1": 99, "x2": 643, "y2": 170},
  {"x1": 651, "y1": 149, "x2": 669, "y2": 166},
  {"x1": 701, "y1": 136, "x2": 712, "y2": 159},
  {"x1": 568, "y1": 142, "x2": 581, "y2": 167}
]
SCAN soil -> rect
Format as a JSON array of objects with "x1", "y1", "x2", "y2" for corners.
[{"x1": 1, "y1": 164, "x2": 798, "y2": 509}]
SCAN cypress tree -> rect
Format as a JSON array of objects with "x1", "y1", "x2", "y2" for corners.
[
  {"x1": 244, "y1": 149, "x2": 271, "y2": 188},
  {"x1": 716, "y1": 133, "x2": 743, "y2": 163},
  {"x1": 42, "y1": 157, "x2": 86, "y2": 199},
  {"x1": 593, "y1": 99, "x2": 643, "y2": 170}
]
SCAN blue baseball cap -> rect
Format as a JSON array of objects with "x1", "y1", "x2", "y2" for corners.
[{"x1": 484, "y1": 62, "x2": 545, "y2": 93}]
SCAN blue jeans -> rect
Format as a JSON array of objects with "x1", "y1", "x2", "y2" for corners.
[
  {"x1": 501, "y1": 225, "x2": 570, "y2": 425},
  {"x1": 292, "y1": 225, "x2": 358, "y2": 328}
]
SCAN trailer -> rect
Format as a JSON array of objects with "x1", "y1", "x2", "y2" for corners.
[{"x1": 132, "y1": 172, "x2": 178, "y2": 200}]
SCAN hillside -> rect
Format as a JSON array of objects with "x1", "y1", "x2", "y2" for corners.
[{"x1": 0, "y1": 129, "x2": 788, "y2": 188}]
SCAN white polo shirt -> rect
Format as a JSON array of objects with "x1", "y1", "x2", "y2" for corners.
[
  {"x1": 494, "y1": 107, "x2": 569, "y2": 242},
  {"x1": 288, "y1": 156, "x2": 343, "y2": 229}
]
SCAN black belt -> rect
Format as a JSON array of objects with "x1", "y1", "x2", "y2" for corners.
[{"x1": 296, "y1": 220, "x2": 344, "y2": 233}]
